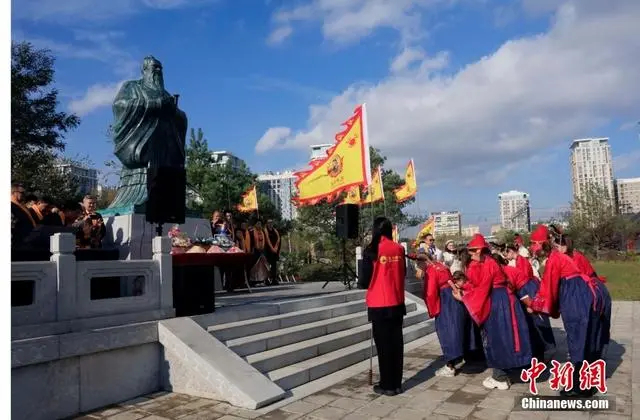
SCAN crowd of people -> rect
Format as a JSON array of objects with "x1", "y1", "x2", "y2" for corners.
[
  {"x1": 10, "y1": 183, "x2": 106, "y2": 253},
  {"x1": 360, "y1": 217, "x2": 612, "y2": 398},
  {"x1": 209, "y1": 210, "x2": 282, "y2": 289}
]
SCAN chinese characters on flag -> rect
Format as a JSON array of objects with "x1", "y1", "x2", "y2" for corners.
[
  {"x1": 237, "y1": 185, "x2": 258, "y2": 213},
  {"x1": 341, "y1": 185, "x2": 361, "y2": 205},
  {"x1": 520, "y1": 358, "x2": 608, "y2": 395},
  {"x1": 294, "y1": 105, "x2": 372, "y2": 206}
]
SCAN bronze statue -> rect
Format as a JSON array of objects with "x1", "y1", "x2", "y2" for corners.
[{"x1": 107, "y1": 56, "x2": 188, "y2": 210}]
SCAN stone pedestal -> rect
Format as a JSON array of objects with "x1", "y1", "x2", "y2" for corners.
[{"x1": 102, "y1": 213, "x2": 211, "y2": 260}]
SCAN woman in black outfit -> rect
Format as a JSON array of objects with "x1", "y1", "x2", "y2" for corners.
[{"x1": 359, "y1": 217, "x2": 407, "y2": 395}]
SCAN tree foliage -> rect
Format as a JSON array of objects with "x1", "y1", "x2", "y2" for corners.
[
  {"x1": 184, "y1": 128, "x2": 286, "y2": 229},
  {"x1": 11, "y1": 41, "x2": 81, "y2": 203},
  {"x1": 566, "y1": 182, "x2": 640, "y2": 255}
]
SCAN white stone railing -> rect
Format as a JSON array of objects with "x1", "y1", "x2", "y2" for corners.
[{"x1": 11, "y1": 233, "x2": 173, "y2": 329}]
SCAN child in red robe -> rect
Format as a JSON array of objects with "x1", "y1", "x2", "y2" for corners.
[
  {"x1": 522, "y1": 226, "x2": 611, "y2": 397},
  {"x1": 450, "y1": 234, "x2": 532, "y2": 390},
  {"x1": 422, "y1": 255, "x2": 471, "y2": 377}
]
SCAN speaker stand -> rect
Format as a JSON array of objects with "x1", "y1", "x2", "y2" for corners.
[
  {"x1": 155, "y1": 223, "x2": 164, "y2": 237},
  {"x1": 323, "y1": 238, "x2": 357, "y2": 290}
]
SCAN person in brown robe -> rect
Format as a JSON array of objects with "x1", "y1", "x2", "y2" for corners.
[{"x1": 264, "y1": 219, "x2": 281, "y2": 285}]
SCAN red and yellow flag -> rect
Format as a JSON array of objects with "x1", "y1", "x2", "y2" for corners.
[
  {"x1": 415, "y1": 216, "x2": 434, "y2": 244},
  {"x1": 341, "y1": 186, "x2": 361, "y2": 205},
  {"x1": 361, "y1": 166, "x2": 384, "y2": 204},
  {"x1": 394, "y1": 159, "x2": 417, "y2": 203},
  {"x1": 237, "y1": 185, "x2": 258, "y2": 213},
  {"x1": 294, "y1": 105, "x2": 372, "y2": 205}
]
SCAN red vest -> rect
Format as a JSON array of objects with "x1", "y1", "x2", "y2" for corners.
[{"x1": 366, "y1": 237, "x2": 406, "y2": 308}]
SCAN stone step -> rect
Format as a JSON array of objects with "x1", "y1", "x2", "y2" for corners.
[
  {"x1": 267, "y1": 320, "x2": 435, "y2": 390},
  {"x1": 247, "y1": 309, "x2": 429, "y2": 373},
  {"x1": 209, "y1": 299, "x2": 366, "y2": 342},
  {"x1": 225, "y1": 301, "x2": 418, "y2": 357}
]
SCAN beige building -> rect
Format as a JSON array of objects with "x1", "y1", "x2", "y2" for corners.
[
  {"x1": 431, "y1": 211, "x2": 462, "y2": 237},
  {"x1": 498, "y1": 190, "x2": 531, "y2": 232},
  {"x1": 461, "y1": 225, "x2": 480, "y2": 237},
  {"x1": 616, "y1": 178, "x2": 640, "y2": 214},
  {"x1": 570, "y1": 138, "x2": 615, "y2": 204},
  {"x1": 309, "y1": 144, "x2": 333, "y2": 161}
]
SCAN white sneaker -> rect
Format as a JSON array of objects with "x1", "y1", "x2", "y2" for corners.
[
  {"x1": 435, "y1": 365, "x2": 456, "y2": 377},
  {"x1": 483, "y1": 376, "x2": 510, "y2": 390}
]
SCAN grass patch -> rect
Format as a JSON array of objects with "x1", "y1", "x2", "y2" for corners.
[{"x1": 594, "y1": 260, "x2": 640, "y2": 301}]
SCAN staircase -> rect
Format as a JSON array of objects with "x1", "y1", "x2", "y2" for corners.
[{"x1": 206, "y1": 289, "x2": 433, "y2": 393}]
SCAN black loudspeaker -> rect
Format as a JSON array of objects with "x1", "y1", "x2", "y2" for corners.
[
  {"x1": 146, "y1": 166, "x2": 186, "y2": 225},
  {"x1": 336, "y1": 204, "x2": 359, "y2": 239}
]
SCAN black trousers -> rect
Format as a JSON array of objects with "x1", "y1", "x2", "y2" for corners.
[
  {"x1": 372, "y1": 316, "x2": 404, "y2": 390},
  {"x1": 266, "y1": 254, "x2": 279, "y2": 283}
]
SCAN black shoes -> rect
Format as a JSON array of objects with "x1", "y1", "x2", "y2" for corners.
[
  {"x1": 559, "y1": 387, "x2": 596, "y2": 398},
  {"x1": 373, "y1": 385, "x2": 403, "y2": 396}
]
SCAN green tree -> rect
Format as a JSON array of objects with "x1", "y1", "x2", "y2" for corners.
[
  {"x1": 184, "y1": 128, "x2": 286, "y2": 229},
  {"x1": 566, "y1": 182, "x2": 639, "y2": 255},
  {"x1": 11, "y1": 41, "x2": 81, "y2": 202}
]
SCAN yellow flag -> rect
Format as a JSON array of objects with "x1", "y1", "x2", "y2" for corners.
[
  {"x1": 341, "y1": 186, "x2": 361, "y2": 205},
  {"x1": 394, "y1": 159, "x2": 417, "y2": 203},
  {"x1": 294, "y1": 105, "x2": 372, "y2": 205},
  {"x1": 415, "y1": 216, "x2": 434, "y2": 244},
  {"x1": 361, "y1": 166, "x2": 384, "y2": 204},
  {"x1": 237, "y1": 185, "x2": 258, "y2": 213}
]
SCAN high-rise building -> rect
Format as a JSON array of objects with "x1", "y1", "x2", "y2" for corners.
[
  {"x1": 309, "y1": 144, "x2": 333, "y2": 161},
  {"x1": 498, "y1": 190, "x2": 531, "y2": 232},
  {"x1": 430, "y1": 211, "x2": 462, "y2": 237},
  {"x1": 570, "y1": 138, "x2": 615, "y2": 204},
  {"x1": 461, "y1": 225, "x2": 480, "y2": 237},
  {"x1": 211, "y1": 151, "x2": 246, "y2": 171},
  {"x1": 616, "y1": 178, "x2": 640, "y2": 214},
  {"x1": 55, "y1": 161, "x2": 99, "y2": 195},
  {"x1": 257, "y1": 171, "x2": 298, "y2": 220}
]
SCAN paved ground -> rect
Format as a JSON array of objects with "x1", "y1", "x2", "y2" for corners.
[{"x1": 77, "y1": 301, "x2": 639, "y2": 420}]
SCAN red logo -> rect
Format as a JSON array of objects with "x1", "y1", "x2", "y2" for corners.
[
  {"x1": 579, "y1": 360, "x2": 607, "y2": 394},
  {"x1": 549, "y1": 360, "x2": 575, "y2": 391},
  {"x1": 520, "y1": 358, "x2": 547, "y2": 395}
]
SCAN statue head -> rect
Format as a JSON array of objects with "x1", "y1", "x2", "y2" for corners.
[{"x1": 141, "y1": 56, "x2": 164, "y2": 90}]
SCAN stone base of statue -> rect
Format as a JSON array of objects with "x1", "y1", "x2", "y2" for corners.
[{"x1": 100, "y1": 207, "x2": 210, "y2": 260}]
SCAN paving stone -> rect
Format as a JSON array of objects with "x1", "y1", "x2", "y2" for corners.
[
  {"x1": 140, "y1": 416, "x2": 173, "y2": 420},
  {"x1": 100, "y1": 407, "x2": 126, "y2": 416},
  {"x1": 301, "y1": 394, "x2": 338, "y2": 407},
  {"x1": 255, "y1": 410, "x2": 303, "y2": 420},
  {"x1": 281, "y1": 401, "x2": 322, "y2": 415},
  {"x1": 388, "y1": 407, "x2": 429, "y2": 420},
  {"x1": 353, "y1": 401, "x2": 398, "y2": 418},
  {"x1": 306, "y1": 406, "x2": 350, "y2": 419},
  {"x1": 175, "y1": 410, "x2": 225, "y2": 420},
  {"x1": 506, "y1": 412, "x2": 548, "y2": 420},
  {"x1": 447, "y1": 390, "x2": 487, "y2": 406},
  {"x1": 432, "y1": 402, "x2": 475, "y2": 418},
  {"x1": 460, "y1": 384, "x2": 492, "y2": 395},
  {"x1": 547, "y1": 412, "x2": 589, "y2": 420},
  {"x1": 469, "y1": 407, "x2": 509, "y2": 420},
  {"x1": 105, "y1": 411, "x2": 148, "y2": 420},
  {"x1": 327, "y1": 397, "x2": 367, "y2": 411},
  {"x1": 477, "y1": 393, "x2": 516, "y2": 412},
  {"x1": 341, "y1": 413, "x2": 380, "y2": 420}
]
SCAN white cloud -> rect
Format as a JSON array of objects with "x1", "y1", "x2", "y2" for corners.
[
  {"x1": 268, "y1": 0, "x2": 442, "y2": 46},
  {"x1": 267, "y1": 26, "x2": 293, "y2": 45},
  {"x1": 256, "y1": 127, "x2": 292, "y2": 154},
  {"x1": 614, "y1": 150, "x2": 640, "y2": 173},
  {"x1": 68, "y1": 82, "x2": 124, "y2": 117},
  {"x1": 256, "y1": 0, "x2": 640, "y2": 186}
]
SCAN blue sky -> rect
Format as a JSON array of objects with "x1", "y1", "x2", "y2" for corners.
[{"x1": 12, "y1": 0, "x2": 640, "y2": 232}]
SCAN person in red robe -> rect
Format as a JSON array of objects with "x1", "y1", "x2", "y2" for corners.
[
  {"x1": 522, "y1": 226, "x2": 611, "y2": 397},
  {"x1": 450, "y1": 234, "x2": 532, "y2": 391},
  {"x1": 504, "y1": 244, "x2": 535, "y2": 279},
  {"x1": 365, "y1": 217, "x2": 406, "y2": 396},
  {"x1": 421, "y1": 254, "x2": 470, "y2": 377},
  {"x1": 556, "y1": 235, "x2": 607, "y2": 283}
]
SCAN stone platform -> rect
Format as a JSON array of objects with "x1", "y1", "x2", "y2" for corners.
[{"x1": 77, "y1": 301, "x2": 640, "y2": 420}]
